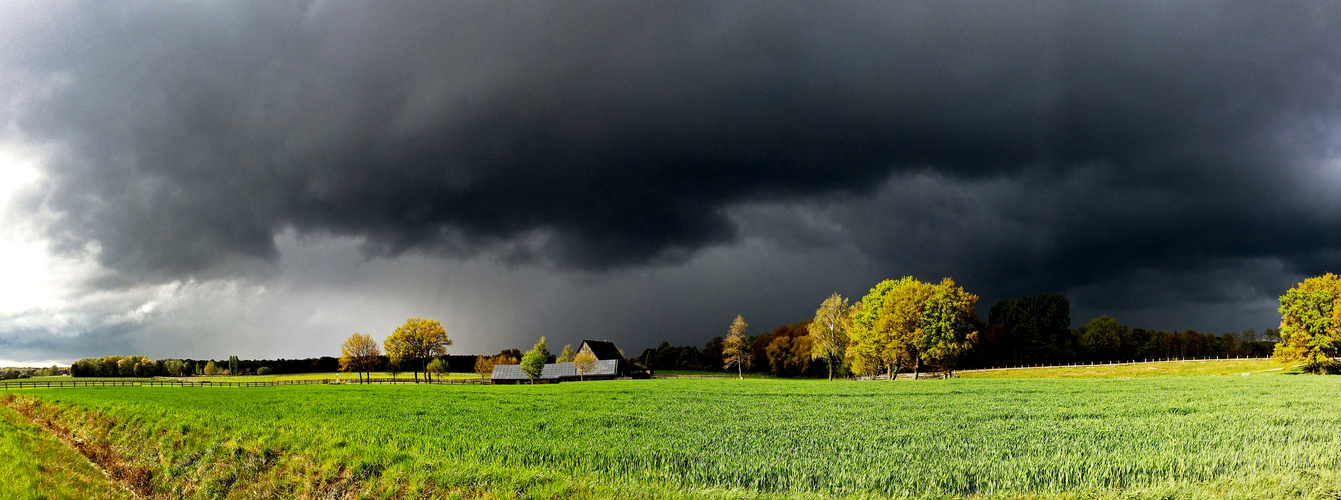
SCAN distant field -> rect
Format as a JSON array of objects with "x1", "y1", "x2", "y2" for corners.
[
  {"x1": 957, "y1": 358, "x2": 1301, "y2": 379},
  {"x1": 184, "y1": 371, "x2": 480, "y2": 382},
  {"x1": 7, "y1": 376, "x2": 1341, "y2": 499},
  {"x1": 654, "y1": 369, "x2": 772, "y2": 379},
  {"x1": 10, "y1": 371, "x2": 483, "y2": 383},
  {"x1": 0, "y1": 404, "x2": 132, "y2": 499}
]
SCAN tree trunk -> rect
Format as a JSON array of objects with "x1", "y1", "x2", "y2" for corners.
[
  {"x1": 827, "y1": 354, "x2": 834, "y2": 381},
  {"x1": 913, "y1": 358, "x2": 920, "y2": 380},
  {"x1": 738, "y1": 362, "x2": 743, "y2": 380}
]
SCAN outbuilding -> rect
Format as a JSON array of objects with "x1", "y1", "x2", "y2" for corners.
[{"x1": 489, "y1": 339, "x2": 632, "y2": 383}]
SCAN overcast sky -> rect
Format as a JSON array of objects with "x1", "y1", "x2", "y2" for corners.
[{"x1": 2, "y1": 2, "x2": 1340, "y2": 365}]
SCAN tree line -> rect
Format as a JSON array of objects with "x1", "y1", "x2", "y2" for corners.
[
  {"x1": 638, "y1": 276, "x2": 1283, "y2": 379},
  {"x1": 68, "y1": 355, "x2": 342, "y2": 378}
]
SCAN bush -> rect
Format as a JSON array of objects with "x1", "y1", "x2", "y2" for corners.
[{"x1": 257, "y1": 367, "x2": 272, "y2": 375}]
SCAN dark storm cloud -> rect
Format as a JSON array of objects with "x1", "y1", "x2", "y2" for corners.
[{"x1": 4, "y1": 1, "x2": 1341, "y2": 327}]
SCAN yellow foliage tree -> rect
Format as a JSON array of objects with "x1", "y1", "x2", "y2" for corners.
[
  {"x1": 340, "y1": 333, "x2": 382, "y2": 383},
  {"x1": 1274, "y1": 273, "x2": 1341, "y2": 373},
  {"x1": 808, "y1": 293, "x2": 851, "y2": 380},
  {"x1": 574, "y1": 351, "x2": 598, "y2": 380},
  {"x1": 473, "y1": 355, "x2": 494, "y2": 379},
  {"x1": 723, "y1": 315, "x2": 750, "y2": 379},
  {"x1": 384, "y1": 318, "x2": 452, "y2": 383}
]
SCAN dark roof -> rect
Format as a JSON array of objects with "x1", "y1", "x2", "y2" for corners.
[
  {"x1": 582, "y1": 359, "x2": 619, "y2": 376},
  {"x1": 541, "y1": 362, "x2": 576, "y2": 379},
  {"x1": 490, "y1": 364, "x2": 528, "y2": 380},
  {"x1": 490, "y1": 360, "x2": 619, "y2": 381},
  {"x1": 581, "y1": 339, "x2": 624, "y2": 360}
]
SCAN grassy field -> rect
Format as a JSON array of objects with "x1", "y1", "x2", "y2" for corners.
[
  {"x1": 0, "y1": 404, "x2": 133, "y2": 499},
  {"x1": 6, "y1": 374, "x2": 1341, "y2": 499},
  {"x1": 958, "y1": 358, "x2": 1301, "y2": 379}
]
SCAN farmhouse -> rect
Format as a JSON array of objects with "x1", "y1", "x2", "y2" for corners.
[{"x1": 490, "y1": 339, "x2": 632, "y2": 383}]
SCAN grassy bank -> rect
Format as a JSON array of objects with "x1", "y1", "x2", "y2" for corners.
[
  {"x1": 0, "y1": 404, "x2": 133, "y2": 500},
  {"x1": 957, "y1": 358, "x2": 1300, "y2": 379},
  {"x1": 6, "y1": 376, "x2": 1341, "y2": 498}
]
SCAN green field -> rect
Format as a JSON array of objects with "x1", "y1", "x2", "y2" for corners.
[
  {"x1": 958, "y1": 358, "x2": 1301, "y2": 379},
  {"x1": 6, "y1": 374, "x2": 1341, "y2": 499},
  {"x1": 0, "y1": 404, "x2": 133, "y2": 499}
]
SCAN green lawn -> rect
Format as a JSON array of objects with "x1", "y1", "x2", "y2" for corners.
[
  {"x1": 6, "y1": 376, "x2": 1341, "y2": 498},
  {"x1": 0, "y1": 402, "x2": 133, "y2": 500},
  {"x1": 957, "y1": 358, "x2": 1301, "y2": 379}
]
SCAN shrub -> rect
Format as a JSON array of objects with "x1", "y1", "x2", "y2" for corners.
[{"x1": 257, "y1": 367, "x2": 272, "y2": 376}]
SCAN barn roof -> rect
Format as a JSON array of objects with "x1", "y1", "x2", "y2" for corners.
[
  {"x1": 581, "y1": 359, "x2": 619, "y2": 376},
  {"x1": 581, "y1": 339, "x2": 624, "y2": 360},
  {"x1": 542, "y1": 362, "x2": 576, "y2": 379},
  {"x1": 490, "y1": 364, "x2": 528, "y2": 380},
  {"x1": 489, "y1": 359, "x2": 621, "y2": 381}
]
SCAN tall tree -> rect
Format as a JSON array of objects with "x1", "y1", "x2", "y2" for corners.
[
  {"x1": 1078, "y1": 316, "x2": 1125, "y2": 361},
  {"x1": 1274, "y1": 274, "x2": 1341, "y2": 373},
  {"x1": 473, "y1": 355, "x2": 495, "y2": 379},
  {"x1": 915, "y1": 278, "x2": 979, "y2": 377},
  {"x1": 521, "y1": 336, "x2": 550, "y2": 382},
  {"x1": 987, "y1": 293, "x2": 1072, "y2": 365},
  {"x1": 808, "y1": 293, "x2": 851, "y2": 380},
  {"x1": 723, "y1": 315, "x2": 750, "y2": 379},
  {"x1": 877, "y1": 277, "x2": 938, "y2": 379},
  {"x1": 385, "y1": 318, "x2": 452, "y2": 383},
  {"x1": 340, "y1": 332, "x2": 382, "y2": 383},
  {"x1": 848, "y1": 281, "x2": 896, "y2": 379},
  {"x1": 766, "y1": 336, "x2": 795, "y2": 375}
]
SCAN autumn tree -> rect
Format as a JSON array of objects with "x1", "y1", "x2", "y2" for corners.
[
  {"x1": 557, "y1": 344, "x2": 575, "y2": 363},
  {"x1": 203, "y1": 361, "x2": 219, "y2": 375},
  {"x1": 521, "y1": 336, "x2": 551, "y2": 382},
  {"x1": 723, "y1": 315, "x2": 750, "y2": 379},
  {"x1": 915, "y1": 278, "x2": 979, "y2": 377},
  {"x1": 767, "y1": 336, "x2": 794, "y2": 374},
  {"x1": 473, "y1": 355, "x2": 495, "y2": 379},
  {"x1": 1274, "y1": 274, "x2": 1341, "y2": 373},
  {"x1": 384, "y1": 318, "x2": 452, "y2": 383},
  {"x1": 574, "y1": 351, "x2": 597, "y2": 380},
  {"x1": 340, "y1": 333, "x2": 382, "y2": 383},
  {"x1": 767, "y1": 335, "x2": 816, "y2": 376},
  {"x1": 848, "y1": 277, "x2": 937, "y2": 380},
  {"x1": 808, "y1": 293, "x2": 851, "y2": 380}
]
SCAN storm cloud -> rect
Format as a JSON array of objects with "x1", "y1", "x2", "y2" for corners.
[{"x1": 2, "y1": 1, "x2": 1341, "y2": 361}]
